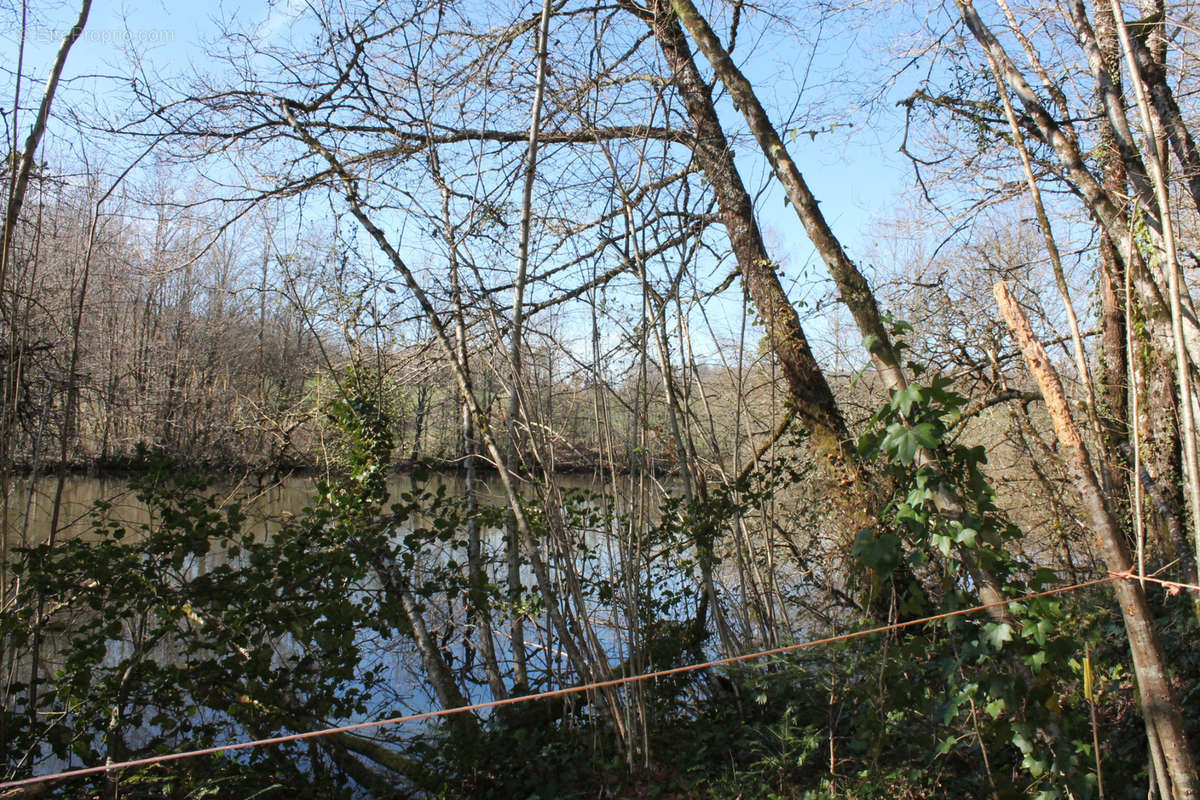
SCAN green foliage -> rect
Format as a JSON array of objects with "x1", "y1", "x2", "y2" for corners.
[
  {"x1": 321, "y1": 363, "x2": 395, "y2": 513},
  {"x1": 3, "y1": 450, "x2": 385, "y2": 796},
  {"x1": 0, "y1": 366, "x2": 489, "y2": 795},
  {"x1": 853, "y1": 375, "x2": 1112, "y2": 798}
]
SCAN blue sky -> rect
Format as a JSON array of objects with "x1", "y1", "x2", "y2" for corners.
[
  {"x1": 4, "y1": 0, "x2": 916, "y2": 234},
  {"x1": 3, "y1": 0, "x2": 924, "y2": 366}
]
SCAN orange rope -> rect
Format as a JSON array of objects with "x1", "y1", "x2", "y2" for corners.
[
  {"x1": 0, "y1": 574, "x2": 1123, "y2": 792},
  {"x1": 1115, "y1": 568, "x2": 1200, "y2": 594}
]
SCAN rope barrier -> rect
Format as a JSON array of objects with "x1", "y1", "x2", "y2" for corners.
[
  {"x1": 1122, "y1": 569, "x2": 1200, "y2": 595},
  {"x1": 0, "y1": 572, "x2": 1143, "y2": 791}
]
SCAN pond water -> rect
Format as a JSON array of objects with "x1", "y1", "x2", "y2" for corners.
[
  {"x1": 2, "y1": 468, "x2": 696, "y2": 782},
  {"x1": 1, "y1": 469, "x2": 609, "y2": 548}
]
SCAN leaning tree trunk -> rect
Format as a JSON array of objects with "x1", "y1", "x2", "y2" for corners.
[
  {"x1": 660, "y1": 0, "x2": 1018, "y2": 618},
  {"x1": 996, "y1": 280, "x2": 1199, "y2": 800},
  {"x1": 668, "y1": 0, "x2": 908, "y2": 394},
  {"x1": 626, "y1": 0, "x2": 850, "y2": 466},
  {"x1": 623, "y1": 0, "x2": 950, "y2": 624}
]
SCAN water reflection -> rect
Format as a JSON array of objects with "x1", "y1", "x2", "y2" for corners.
[
  {"x1": 2, "y1": 468, "x2": 696, "y2": 789},
  {"x1": 3, "y1": 470, "x2": 607, "y2": 548}
]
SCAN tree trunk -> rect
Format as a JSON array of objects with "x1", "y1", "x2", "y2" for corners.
[
  {"x1": 995, "y1": 279, "x2": 1199, "y2": 800},
  {"x1": 1142, "y1": 342, "x2": 1194, "y2": 582},
  {"x1": 669, "y1": 0, "x2": 908, "y2": 395},
  {"x1": 625, "y1": 0, "x2": 957, "y2": 626},
  {"x1": 628, "y1": 0, "x2": 851, "y2": 467},
  {"x1": 661, "y1": 0, "x2": 1013, "y2": 618}
]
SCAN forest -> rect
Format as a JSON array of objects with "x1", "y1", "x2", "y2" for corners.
[{"x1": 2, "y1": 0, "x2": 1200, "y2": 796}]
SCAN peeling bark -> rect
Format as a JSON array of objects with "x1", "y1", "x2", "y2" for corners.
[{"x1": 995, "y1": 279, "x2": 1199, "y2": 800}]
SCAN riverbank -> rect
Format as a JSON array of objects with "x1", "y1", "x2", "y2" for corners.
[{"x1": 1, "y1": 448, "x2": 683, "y2": 482}]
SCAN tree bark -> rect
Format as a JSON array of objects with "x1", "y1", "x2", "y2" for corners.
[
  {"x1": 1107, "y1": 0, "x2": 1200, "y2": 612},
  {"x1": 1091, "y1": 0, "x2": 1132, "y2": 499},
  {"x1": 995, "y1": 279, "x2": 1199, "y2": 800},
  {"x1": 668, "y1": 0, "x2": 908, "y2": 395},
  {"x1": 627, "y1": 0, "x2": 851, "y2": 467},
  {"x1": 662, "y1": 0, "x2": 1018, "y2": 618},
  {"x1": 1142, "y1": 342, "x2": 1193, "y2": 582}
]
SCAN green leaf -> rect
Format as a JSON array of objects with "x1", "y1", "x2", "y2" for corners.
[
  {"x1": 935, "y1": 735, "x2": 958, "y2": 755},
  {"x1": 1031, "y1": 567, "x2": 1059, "y2": 589},
  {"x1": 891, "y1": 385, "x2": 922, "y2": 417},
  {"x1": 854, "y1": 529, "x2": 900, "y2": 575},
  {"x1": 982, "y1": 622, "x2": 1014, "y2": 651},
  {"x1": 880, "y1": 422, "x2": 940, "y2": 464},
  {"x1": 910, "y1": 422, "x2": 940, "y2": 449},
  {"x1": 880, "y1": 423, "x2": 920, "y2": 464},
  {"x1": 1024, "y1": 755, "x2": 1049, "y2": 778},
  {"x1": 905, "y1": 486, "x2": 934, "y2": 507},
  {"x1": 1012, "y1": 724, "x2": 1035, "y2": 754},
  {"x1": 1025, "y1": 618, "x2": 1052, "y2": 647}
]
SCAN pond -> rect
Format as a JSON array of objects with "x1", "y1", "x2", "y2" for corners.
[
  {"x1": 3, "y1": 470, "x2": 596, "y2": 547},
  {"x1": 1, "y1": 468, "x2": 705, "y2": 793}
]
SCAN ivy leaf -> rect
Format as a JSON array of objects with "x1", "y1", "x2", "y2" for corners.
[
  {"x1": 910, "y1": 422, "x2": 940, "y2": 449},
  {"x1": 880, "y1": 422, "x2": 907, "y2": 455},
  {"x1": 901, "y1": 430, "x2": 927, "y2": 462},
  {"x1": 881, "y1": 422, "x2": 941, "y2": 464},
  {"x1": 884, "y1": 424, "x2": 917, "y2": 463},
  {"x1": 1012, "y1": 724, "x2": 1035, "y2": 754},
  {"x1": 1025, "y1": 618, "x2": 1052, "y2": 647},
  {"x1": 982, "y1": 622, "x2": 1014, "y2": 651},
  {"x1": 1031, "y1": 567, "x2": 1059, "y2": 589},
  {"x1": 905, "y1": 485, "x2": 934, "y2": 507},
  {"x1": 891, "y1": 385, "x2": 922, "y2": 417},
  {"x1": 1024, "y1": 755, "x2": 1049, "y2": 778},
  {"x1": 854, "y1": 529, "x2": 900, "y2": 575}
]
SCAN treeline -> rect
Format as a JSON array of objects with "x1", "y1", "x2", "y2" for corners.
[
  {"x1": 1, "y1": 178, "x2": 320, "y2": 470},
  {"x1": 1, "y1": 179, "x2": 779, "y2": 473}
]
